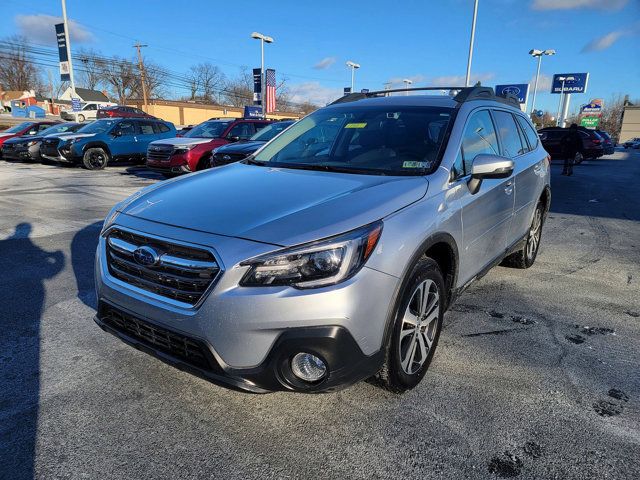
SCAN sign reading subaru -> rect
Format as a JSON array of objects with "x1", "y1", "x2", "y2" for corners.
[
  {"x1": 495, "y1": 84, "x2": 529, "y2": 105},
  {"x1": 551, "y1": 73, "x2": 589, "y2": 94}
]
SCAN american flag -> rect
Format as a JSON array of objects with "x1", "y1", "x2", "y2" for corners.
[{"x1": 265, "y1": 69, "x2": 276, "y2": 113}]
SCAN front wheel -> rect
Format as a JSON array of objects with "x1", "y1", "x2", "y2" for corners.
[
  {"x1": 375, "y1": 258, "x2": 445, "y2": 393},
  {"x1": 77, "y1": 114, "x2": 85, "y2": 123},
  {"x1": 82, "y1": 148, "x2": 109, "y2": 170}
]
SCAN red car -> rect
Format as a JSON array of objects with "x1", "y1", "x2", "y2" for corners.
[
  {"x1": 146, "y1": 118, "x2": 271, "y2": 176},
  {"x1": 0, "y1": 121, "x2": 60, "y2": 158},
  {"x1": 97, "y1": 106, "x2": 156, "y2": 119}
]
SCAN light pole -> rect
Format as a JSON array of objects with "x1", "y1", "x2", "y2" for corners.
[
  {"x1": 529, "y1": 48, "x2": 555, "y2": 115},
  {"x1": 251, "y1": 32, "x2": 274, "y2": 118},
  {"x1": 403, "y1": 78, "x2": 413, "y2": 95},
  {"x1": 346, "y1": 61, "x2": 360, "y2": 92},
  {"x1": 556, "y1": 76, "x2": 569, "y2": 126},
  {"x1": 61, "y1": 0, "x2": 78, "y2": 121},
  {"x1": 465, "y1": 0, "x2": 479, "y2": 87}
]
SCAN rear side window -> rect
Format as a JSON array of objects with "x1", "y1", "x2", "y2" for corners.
[
  {"x1": 493, "y1": 110, "x2": 526, "y2": 157},
  {"x1": 154, "y1": 122, "x2": 170, "y2": 133},
  {"x1": 116, "y1": 121, "x2": 136, "y2": 136},
  {"x1": 452, "y1": 109, "x2": 499, "y2": 177},
  {"x1": 516, "y1": 116, "x2": 539, "y2": 149},
  {"x1": 138, "y1": 121, "x2": 155, "y2": 135}
]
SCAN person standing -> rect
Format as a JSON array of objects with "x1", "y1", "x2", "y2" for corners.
[{"x1": 561, "y1": 124, "x2": 582, "y2": 176}]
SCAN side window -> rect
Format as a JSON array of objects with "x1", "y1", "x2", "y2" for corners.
[
  {"x1": 155, "y1": 122, "x2": 170, "y2": 133},
  {"x1": 493, "y1": 110, "x2": 526, "y2": 157},
  {"x1": 138, "y1": 121, "x2": 155, "y2": 135},
  {"x1": 516, "y1": 116, "x2": 539, "y2": 149},
  {"x1": 514, "y1": 120, "x2": 530, "y2": 154},
  {"x1": 116, "y1": 121, "x2": 136, "y2": 136},
  {"x1": 227, "y1": 122, "x2": 255, "y2": 140},
  {"x1": 37, "y1": 124, "x2": 51, "y2": 132},
  {"x1": 254, "y1": 123, "x2": 268, "y2": 132},
  {"x1": 84, "y1": 104, "x2": 97, "y2": 111},
  {"x1": 453, "y1": 109, "x2": 499, "y2": 177}
]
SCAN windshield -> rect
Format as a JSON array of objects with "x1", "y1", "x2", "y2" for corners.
[
  {"x1": 250, "y1": 121, "x2": 294, "y2": 142},
  {"x1": 76, "y1": 120, "x2": 116, "y2": 134},
  {"x1": 5, "y1": 122, "x2": 35, "y2": 134},
  {"x1": 40, "y1": 123, "x2": 80, "y2": 136},
  {"x1": 185, "y1": 121, "x2": 231, "y2": 138},
  {"x1": 252, "y1": 106, "x2": 453, "y2": 175}
]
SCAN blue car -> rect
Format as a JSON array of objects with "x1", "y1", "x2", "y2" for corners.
[{"x1": 40, "y1": 118, "x2": 176, "y2": 170}]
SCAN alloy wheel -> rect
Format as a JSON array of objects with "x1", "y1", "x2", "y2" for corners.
[
  {"x1": 526, "y1": 207, "x2": 542, "y2": 260},
  {"x1": 399, "y1": 279, "x2": 439, "y2": 374}
]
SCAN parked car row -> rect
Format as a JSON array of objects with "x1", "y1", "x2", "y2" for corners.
[
  {"x1": 1, "y1": 116, "x2": 295, "y2": 173},
  {"x1": 60, "y1": 103, "x2": 155, "y2": 123},
  {"x1": 537, "y1": 126, "x2": 615, "y2": 164},
  {"x1": 623, "y1": 137, "x2": 640, "y2": 149}
]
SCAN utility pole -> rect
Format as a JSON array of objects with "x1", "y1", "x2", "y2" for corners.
[
  {"x1": 134, "y1": 43, "x2": 149, "y2": 112},
  {"x1": 61, "y1": 0, "x2": 78, "y2": 121}
]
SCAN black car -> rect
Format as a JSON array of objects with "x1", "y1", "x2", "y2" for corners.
[
  {"x1": 595, "y1": 130, "x2": 615, "y2": 155},
  {"x1": 538, "y1": 126, "x2": 604, "y2": 161},
  {"x1": 1, "y1": 122, "x2": 83, "y2": 161},
  {"x1": 210, "y1": 120, "x2": 295, "y2": 168}
]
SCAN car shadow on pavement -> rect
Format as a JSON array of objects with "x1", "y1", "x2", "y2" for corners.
[
  {"x1": 71, "y1": 221, "x2": 103, "y2": 310},
  {"x1": 0, "y1": 223, "x2": 64, "y2": 480}
]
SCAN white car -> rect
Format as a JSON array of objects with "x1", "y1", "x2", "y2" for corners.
[{"x1": 60, "y1": 102, "x2": 115, "y2": 123}]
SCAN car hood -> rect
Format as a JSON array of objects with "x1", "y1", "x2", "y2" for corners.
[
  {"x1": 120, "y1": 163, "x2": 429, "y2": 246},
  {"x1": 0, "y1": 132, "x2": 16, "y2": 138},
  {"x1": 53, "y1": 133, "x2": 98, "y2": 141},
  {"x1": 216, "y1": 140, "x2": 265, "y2": 155},
  {"x1": 150, "y1": 137, "x2": 215, "y2": 147}
]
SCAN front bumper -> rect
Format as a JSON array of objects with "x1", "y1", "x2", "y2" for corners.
[{"x1": 95, "y1": 219, "x2": 398, "y2": 392}]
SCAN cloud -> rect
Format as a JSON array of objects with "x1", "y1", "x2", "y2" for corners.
[
  {"x1": 532, "y1": 0, "x2": 627, "y2": 10},
  {"x1": 288, "y1": 82, "x2": 343, "y2": 106},
  {"x1": 429, "y1": 72, "x2": 495, "y2": 87},
  {"x1": 313, "y1": 57, "x2": 336, "y2": 70},
  {"x1": 529, "y1": 73, "x2": 552, "y2": 92},
  {"x1": 15, "y1": 14, "x2": 93, "y2": 44},
  {"x1": 581, "y1": 23, "x2": 639, "y2": 52}
]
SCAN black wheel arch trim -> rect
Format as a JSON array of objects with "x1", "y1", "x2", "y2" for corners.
[
  {"x1": 380, "y1": 232, "x2": 459, "y2": 349},
  {"x1": 82, "y1": 142, "x2": 112, "y2": 156}
]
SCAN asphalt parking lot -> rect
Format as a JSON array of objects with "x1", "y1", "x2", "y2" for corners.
[{"x1": 1, "y1": 151, "x2": 639, "y2": 479}]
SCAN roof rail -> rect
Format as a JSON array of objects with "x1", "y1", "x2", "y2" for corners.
[{"x1": 329, "y1": 86, "x2": 521, "y2": 108}]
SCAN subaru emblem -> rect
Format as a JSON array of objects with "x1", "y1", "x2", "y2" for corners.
[{"x1": 133, "y1": 246, "x2": 160, "y2": 267}]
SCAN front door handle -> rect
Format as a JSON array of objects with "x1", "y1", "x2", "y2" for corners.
[{"x1": 504, "y1": 181, "x2": 514, "y2": 195}]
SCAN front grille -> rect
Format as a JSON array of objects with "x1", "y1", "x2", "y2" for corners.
[
  {"x1": 213, "y1": 152, "x2": 247, "y2": 165},
  {"x1": 105, "y1": 228, "x2": 221, "y2": 306},
  {"x1": 40, "y1": 138, "x2": 61, "y2": 156},
  {"x1": 99, "y1": 303, "x2": 220, "y2": 372},
  {"x1": 147, "y1": 144, "x2": 174, "y2": 162}
]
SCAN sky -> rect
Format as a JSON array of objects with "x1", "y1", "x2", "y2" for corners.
[{"x1": 1, "y1": 0, "x2": 638, "y2": 114}]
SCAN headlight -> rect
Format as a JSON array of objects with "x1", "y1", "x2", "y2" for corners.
[
  {"x1": 240, "y1": 222, "x2": 383, "y2": 288},
  {"x1": 174, "y1": 144, "x2": 196, "y2": 154}
]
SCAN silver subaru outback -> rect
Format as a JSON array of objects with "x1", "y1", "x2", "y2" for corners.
[{"x1": 95, "y1": 87, "x2": 550, "y2": 393}]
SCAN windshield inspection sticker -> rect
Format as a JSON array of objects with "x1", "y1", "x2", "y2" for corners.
[
  {"x1": 345, "y1": 122, "x2": 367, "y2": 129},
  {"x1": 403, "y1": 161, "x2": 429, "y2": 169}
]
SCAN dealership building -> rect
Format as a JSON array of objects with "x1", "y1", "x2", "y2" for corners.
[{"x1": 619, "y1": 105, "x2": 640, "y2": 143}]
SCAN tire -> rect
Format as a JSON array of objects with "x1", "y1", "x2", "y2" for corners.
[
  {"x1": 502, "y1": 201, "x2": 544, "y2": 269},
  {"x1": 574, "y1": 152, "x2": 583, "y2": 164},
  {"x1": 375, "y1": 258, "x2": 445, "y2": 393},
  {"x1": 77, "y1": 114, "x2": 85, "y2": 123},
  {"x1": 197, "y1": 154, "x2": 212, "y2": 171},
  {"x1": 82, "y1": 147, "x2": 109, "y2": 170}
]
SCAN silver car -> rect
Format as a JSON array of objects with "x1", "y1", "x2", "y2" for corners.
[{"x1": 95, "y1": 87, "x2": 550, "y2": 393}]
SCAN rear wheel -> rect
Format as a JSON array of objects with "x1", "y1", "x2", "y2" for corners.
[
  {"x1": 77, "y1": 114, "x2": 85, "y2": 123},
  {"x1": 375, "y1": 258, "x2": 445, "y2": 393},
  {"x1": 82, "y1": 147, "x2": 109, "y2": 170},
  {"x1": 502, "y1": 201, "x2": 544, "y2": 269}
]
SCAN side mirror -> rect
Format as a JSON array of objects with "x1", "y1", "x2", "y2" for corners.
[
  {"x1": 28, "y1": 130, "x2": 37, "y2": 135},
  {"x1": 227, "y1": 135, "x2": 240, "y2": 142},
  {"x1": 467, "y1": 154, "x2": 514, "y2": 195},
  {"x1": 112, "y1": 130, "x2": 122, "y2": 137}
]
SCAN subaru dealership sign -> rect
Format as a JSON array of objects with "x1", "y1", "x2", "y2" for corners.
[
  {"x1": 495, "y1": 84, "x2": 529, "y2": 105},
  {"x1": 551, "y1": 73, "x2": 589, "y2": 94}
]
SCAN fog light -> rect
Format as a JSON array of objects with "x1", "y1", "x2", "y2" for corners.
[{"x1": 291, "y1": 353, "x2": 327, "y2": 382}]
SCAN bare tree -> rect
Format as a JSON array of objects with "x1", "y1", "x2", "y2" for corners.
[
  {"x1": 223, "y1": 67, "x2": 254, "y2": 107},
  {"x1": 99, "y1": 56, "x2": 137, "y2": 104},
  {"x1": 76, "y1": 49, "x2": 105, "y2": 90},
  {"x1": 133, "y1": 60, "x2": 168, "y2": 100},
  {"x1": 187, "y1": 62, "x2": 225, "y2": 102},
  {"x1": 0, "y1": 35, "x2": 43, "y2": 92}
]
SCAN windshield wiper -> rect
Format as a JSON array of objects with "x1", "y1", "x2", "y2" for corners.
[
  {"x1": 243, "y1": 157, "x2": 268, "y2": 166},
  {"x1": 268, "y1": 163, "x2": 387, "y2": 176}
]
